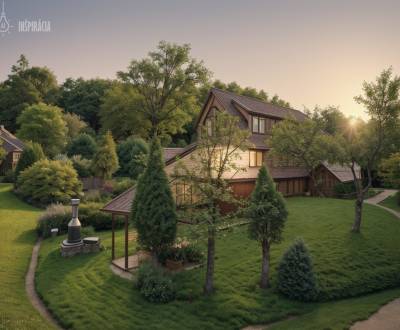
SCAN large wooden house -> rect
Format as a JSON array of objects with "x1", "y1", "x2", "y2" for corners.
[
  {"x1": 0, "y1": 125, "x2": 24, "y2": 175},
  {"x1": 103, "y1": 88, "x2": 359, "y2": 216}
]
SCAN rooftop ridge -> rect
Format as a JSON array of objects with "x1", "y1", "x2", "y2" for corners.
[{"x1": 210, "y1": 87, "x2": 306, "y2": 117}]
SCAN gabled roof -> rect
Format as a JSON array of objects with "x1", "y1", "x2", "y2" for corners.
[
  {"x1": 101, "y1": 186, "x2": 135, "y2": 215},
  {"x1": 0, "y1": 125, "x2": 24, "y2": 152},
  {"x1": 322, "y1": 162, "x2": 361, "y2": 183},
  {"x1": 211, "y1": 88, "x2": 307, "y2": 122}
]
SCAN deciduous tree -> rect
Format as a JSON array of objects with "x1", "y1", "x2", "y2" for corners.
[
  {"x1": 58, "y1": 78, "x2": 112, "y2": 131},
  {"x1": 174, "y1": 111, "x2": 251, "y2": 294},
  {"x1": 270, "y1": 110, "x2": 340, "y2": 196},
  {"x1": 118, "y1": 41, "x2": 210, "y2": 140},
  {"x1": 337, "y1": 68, "x2": 400, "y2": 232},
  {"x1": 116, "y1": 137, "x2": 149, "y2": 179},
  {"x1": 16, "y1": 103, "x2": 67, "y2": 158},
  {"x1": 0, "y1": 55, "x2": 59, "y2": 131},
  {"x1": 100, "y1": 83, "x2": 150, "y2": 140}
]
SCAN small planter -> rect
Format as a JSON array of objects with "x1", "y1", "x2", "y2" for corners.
[{"x1": 166, "y1": 259, "x2": 184, "y2": 270}]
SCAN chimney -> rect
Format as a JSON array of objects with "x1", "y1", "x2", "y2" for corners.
[{"x1": 67, "y1": 199, "x2": 82, "y2": 244}]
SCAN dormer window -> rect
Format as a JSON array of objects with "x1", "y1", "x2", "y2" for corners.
[{"x1": 252, "y1": 116, "x2": 266, "y2": 134}]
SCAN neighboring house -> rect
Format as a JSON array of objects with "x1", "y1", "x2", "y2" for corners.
[
  {"x1": 0, "y1": 125, "x2": 24, "y2": 175},
  {"x1": 103, "y1": 88, "x2": 359, "y2": 215}
]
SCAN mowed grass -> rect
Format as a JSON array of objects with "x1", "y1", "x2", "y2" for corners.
[
  {"x1": 0, "y1": 184, "x2": 53, "y2": 330},
  {"x1": 36, "y1": 197, "x2": 400, "y2": 330},
  {"x1": 380, "y1": 194, "x2": 400, "y2": 213}
]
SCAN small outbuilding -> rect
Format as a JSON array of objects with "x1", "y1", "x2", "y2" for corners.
[{"x1": 0, "y1": 125, "x2": 24, "y2": 175}]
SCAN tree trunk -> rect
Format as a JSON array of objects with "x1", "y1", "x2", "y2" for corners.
[
  {"x1": 260, "y1": 239, "x2": 270, "y2": 289},
  {"x1": 204, "y1": 226, "x2": 216, "y2": 294},
  {"x1": 352, "y1": 194, "x2": 363, "y2": 233}
]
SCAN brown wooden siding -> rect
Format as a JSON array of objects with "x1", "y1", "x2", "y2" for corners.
[{"x1": 311, "y1": 166, "x2": 340, "y2": 197}]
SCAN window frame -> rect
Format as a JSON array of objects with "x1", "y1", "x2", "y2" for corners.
[{"x1": 249, "y1": 150, "x2": 264, "y2": 167}]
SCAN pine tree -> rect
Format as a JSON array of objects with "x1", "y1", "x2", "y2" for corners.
[
  {"x1": 131, "y1": 138, "x2": 177, "y2": 254},
  {"x1": 247, "y1": 165, "x2": 288, "y2": 288},
  {"x1": 91, "y1": 131, "x2": 118, "y2": 179},
  {"x1": 14, "y1": 142, "x2": 45, "y2": 182},
  {"x1": 277, "y1": 239, "x2": 318, "y2": 301}
]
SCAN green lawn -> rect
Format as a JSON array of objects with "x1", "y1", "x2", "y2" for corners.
[
  {"x1": 35, "y1": 197, "x2": 400, "y2": 330},
  {"x1": 0, "y1": 184, "x2": 53, "y2": 330},
  {"x1": 380, "y1": 194, "x2": 400, "y2": 213}
]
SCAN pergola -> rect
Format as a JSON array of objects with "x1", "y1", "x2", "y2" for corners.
[{"x1": 101, "y1": 187, "x2": 135, "y2": 271}]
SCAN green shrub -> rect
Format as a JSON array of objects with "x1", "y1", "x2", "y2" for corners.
[
  {"x1": 136, "y1": 263, "x2": 175, "y2": 303},
  {"x1": 277, "y1": 239, "x2": 318, "y2": 302},
  {"x1": 397, "y1": 191, "x2": 400, "y2": 206},
  {"x1": 67, "y1": 133, "x2": 97, "y2": 159},
  {"x1": 71, "y1": 155, "x2": 93, "y2": 177},
  {"x1": 81, "y1": 226, "x2": 96, "y2": 237},
  {"x1": 157, "y1": 244, "x2": 204, "y2": 265},
  {"x1": 3, "y1": 169, "x2": 15, "y2": 183},
  {"x1": 16, "y1": 159, "x2": 82, "y2": 206},
  {"x1": 111, "y1": 178, "x2": 135, "y2": 197},
  {"x1": 14, "y1": 142, "x2": 45, "y2": 181},
  {"x1": 37, "y1": 202, "x2": 124, "y2": 238},
  {"x1": 79, "y1": 203, "x2": 124, "y2": 231},
  {"x1": 334, "y1": 182, "x2": 356, "y2": 197},
  {"x1": 37, "y1": 204, "x2": 70, "y2": 238}
]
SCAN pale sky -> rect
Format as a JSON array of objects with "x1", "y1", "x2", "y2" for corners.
[{"x1": 1, "y1": 0, "x2": 399, "y2": 119}]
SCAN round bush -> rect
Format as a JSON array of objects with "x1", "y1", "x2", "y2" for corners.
[
  {"x1": 16, "y1": 159, "x2": 82, "y2": 206},
  {"x1": 137, "y1": 263, "x2": 176, "y2": 303},
  {"x1": 277, "y1": 239, "x2": 318, "y2": 301}
]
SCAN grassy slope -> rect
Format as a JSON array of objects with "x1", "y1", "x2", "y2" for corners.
[
  {"x1": 36, "y1": 197, "x2": 400, "y2": 330},
  {"x1": 380, "y1": 194, "x2": 400, "y2": 213},
  {"x1": 0, "y1": 184, "x2": 53, "y2": 330}
]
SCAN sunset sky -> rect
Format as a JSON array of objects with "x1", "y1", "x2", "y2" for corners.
[{"x1": 1, "y1": 0, "x2": 399, "y2": 118}]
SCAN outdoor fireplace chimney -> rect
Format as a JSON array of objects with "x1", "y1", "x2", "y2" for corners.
[{"x1": 67, "y1": 199, "x2": 82, "y2": 244}]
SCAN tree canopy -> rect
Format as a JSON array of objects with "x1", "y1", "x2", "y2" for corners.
[
  {"x1": 118, "y1": 41, "x2": 210, "y2": 140},
  {"x1": 16, "y1": 103, "x2": 68, "y2": 158},
  {"x1": 100, "y1": 83, "x2": 150, "y2": 141},
  {"x1": 67, "y1": 133, "x2": 98, "y2": 159},
  {"x1": 116, "y1": 137, "x2": 149, "y2": 179},
  {"x1": 0, "y1": 55, "x2": 59, "y2": 131},
  {"x1": 58, "y1": 78, "x2": 113, "y2": 131}
]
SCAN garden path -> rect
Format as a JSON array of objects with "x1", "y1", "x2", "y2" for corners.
[{"x1": 350, "y1": 189, "x2": 400, "y2": 330}]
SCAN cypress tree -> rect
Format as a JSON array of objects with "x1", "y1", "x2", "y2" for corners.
[
  {"x1": 277, "y1": 239, "x2": 318, "y2": 301},
  {"x1": 91, "y1": 131, "x2": 119, "y2": 179},
  {"x1": 131, "y1": 138, "x2": 177, "y2": 254},
  {"x1": 247, "y1": 165, "x2": 288, "y2": 288}
]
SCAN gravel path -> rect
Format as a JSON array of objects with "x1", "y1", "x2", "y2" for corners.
[{"x1": 26, "y1": 238, "x2": 63, "y2": 330}]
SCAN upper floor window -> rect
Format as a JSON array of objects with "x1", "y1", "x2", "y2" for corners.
[
  {"x1": 252, "y1": 116, "x2": 279, "y2": 134},
  {"x1": 249, "y1": 150, "x2": 264, "y2": 167},
  {"x1": 252, "y1": 116, "x2": 266, "y2": 134}
]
